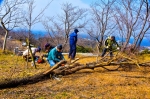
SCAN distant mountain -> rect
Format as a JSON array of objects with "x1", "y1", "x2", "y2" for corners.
[
  {"x1": 79, "y1": 34, "x2": 150, "y2": 46},
  {"x1": 129, "y1": 38, "x2": 150, "y2": 46},
  {"x1": 32, "y1": 30, "x2": 150, "y2": 46}
]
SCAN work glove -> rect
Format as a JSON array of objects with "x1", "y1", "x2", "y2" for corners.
[
  {"x1": 106, "y1": 46, "x2": 109, "y2": 48},
  {"x1": 117, "y1": 47, "x2": 120, "y2": 50}
]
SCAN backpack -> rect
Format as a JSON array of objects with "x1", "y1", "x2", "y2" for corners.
[{"x1": 104, "y1": 38, "x2": 108, "y2": 46}]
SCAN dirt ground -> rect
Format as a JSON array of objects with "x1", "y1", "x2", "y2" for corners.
[{"x1": 0, "y1": 53, "x2": 150, "y2": 99}]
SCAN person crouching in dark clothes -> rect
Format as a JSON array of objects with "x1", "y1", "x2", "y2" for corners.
[
  {"x1": 47, "y1": 44, "x2": 65, "y2": 67},
  {"x1": 42, "y1": 43, "x2": 54, "y2": 59}
]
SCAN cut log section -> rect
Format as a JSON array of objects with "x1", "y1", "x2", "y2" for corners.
[{"x1": 43, "y1": 60, "x2": 67, "y2": 75}]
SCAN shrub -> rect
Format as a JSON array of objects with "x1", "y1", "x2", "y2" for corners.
[
  {"x1": 76, "y1": 46, "x2": 93, "y2": 53},
  {"x1": 140, "y1": 49, "x2": 150, "y2": 55}
]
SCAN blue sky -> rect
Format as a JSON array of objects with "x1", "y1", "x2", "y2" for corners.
[
  {"x1": 0, "y1": 0, "x2": 98, "y2": 31},
  {"x1": 32, "y1": 0, "x2": 98, "y2": 31},
  {"x1": 0, "y1": 0, "x2": 3, "y2": 4},
  {"x1": 32, "y1": 0, "x2": 150, "y2": 46},
  {"x1": 81, "y1": 0, "x2": 98, "y2": 4},
  {"x1": 0, "y1": 0, "x2": 149, "y2": 32},
  {"x1": 0, "y1": 0, "x2": 149, "y2": 46}
]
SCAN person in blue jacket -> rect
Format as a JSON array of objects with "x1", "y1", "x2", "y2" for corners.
[
  {"x1": 47, "y1": 44, "x2": 65, "y2": 67},
  {"x1": 68, "y1": 28, "x2": 79, "y2": 60}
]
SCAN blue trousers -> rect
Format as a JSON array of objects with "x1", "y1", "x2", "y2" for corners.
[
  {"x1": 69, "y1": 44, "x2": 76, "y2": 59},
  {"x1": 101, "y1": 48, "x2": 113, "y2": 57},
  {"x1": 48, "y1": 60, "x2": 56, "y2": 67}
]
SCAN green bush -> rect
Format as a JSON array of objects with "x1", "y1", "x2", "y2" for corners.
[
  {"x1": 76, "y1": 46, "x2": 93, "y2": 53},
  {"x1": 140, "y1": 49, "x2": 150, "y2": 55}
]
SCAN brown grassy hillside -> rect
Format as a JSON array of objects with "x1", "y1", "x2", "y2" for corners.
[
  {"x1": 0, "y1": 36, "x2": 25, "y2": 51},
  {"x1": 0, "y1": 51, "x2": 150, "y2": 99}
]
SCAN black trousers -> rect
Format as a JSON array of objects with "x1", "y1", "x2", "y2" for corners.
[{"x1": 101, "y1": 48, "x2": 113, "y2": 57}]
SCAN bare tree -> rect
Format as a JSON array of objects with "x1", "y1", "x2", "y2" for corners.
[
  {"x1": 0, "y1": 27, "x2": 5, "y2": 36},
  {"x1": 134, "y1": 0, "x2": 150, "y2": 50},
  {"x1": 42, "y1": 17, "x2": 64, "y2": 46},
  {"x1": 114, "y1": 0, "x2": 150, "y2": 52},
  {"x1": 42, "y1": 3, "x2": 88, "y2": 50},
  {"x1": 0, "y1": 0, "x2": 26, "y2": 53},
  {"x1": 86, "y1": 0, "x2": 116, "y2": 57},
  {"x1": 22, "y1": 0, "x2": 53, "y2": 68}
]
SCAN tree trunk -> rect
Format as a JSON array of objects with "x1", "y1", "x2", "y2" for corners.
[
  {"x1": 0, "y1": 59, "x2": 150, "y2": 89},
  {"x1": 2, "y1": 30, "x2": 9, "y2": 53},
  {"x1": 26, "y1": 38, "x2": 36, "y2": 68},
  {"x1": 121, "y1": 31, "x2": 132, "y2": 52}
]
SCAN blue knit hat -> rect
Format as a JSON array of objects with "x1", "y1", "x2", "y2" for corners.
[
  {"x1": 111, "y1": 36, "x2": 115, "y2": 40},
  {"x1": 44, "y1": 43, "x2": 50, "y2": 50},
  {"x1": 57, "y1": 44, "x2": 62, "y2": 50},
  {"x1": 74, "y1": 29, "x2": 79, "y2": 33}
]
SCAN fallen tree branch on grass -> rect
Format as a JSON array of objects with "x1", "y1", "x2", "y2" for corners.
[
  {"x1": 0, "y1": 59, "x2": 150, "y2": 89},
  {"x1": 0, "y1": 60, "x2": 67, "y2": 89}
]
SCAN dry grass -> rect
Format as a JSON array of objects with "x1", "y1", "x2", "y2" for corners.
[{"x1": 0, "y1": 50, "x2": 150, "y2": 99}]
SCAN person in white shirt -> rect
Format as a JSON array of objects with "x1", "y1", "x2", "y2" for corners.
[{"x1": 22, "y1": 47, "x2": 41, "y2": 61}]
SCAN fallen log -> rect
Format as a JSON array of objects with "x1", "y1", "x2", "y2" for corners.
[
  {"x1": 0, "y1": 72, "x2": 47, "y2": 89},
  {"x1": 43, "y1": 60, "x2": 67, "y2": 75},
  {"x1": 52, "y1": 61, "x2": 150, "y2": 75},
  {"x1": 1, "y1": 60, "x2": 150, "y2": 89},
  {"x1": 0, "y1": 60, "x2": 67, "y2": 89}
]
